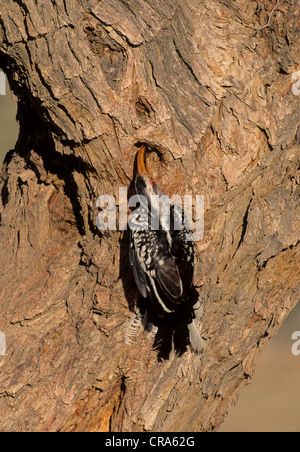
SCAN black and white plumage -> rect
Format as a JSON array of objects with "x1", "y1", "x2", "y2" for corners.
[{"x1": 129, "y1": 145, "x2": 204, "y2": 353}]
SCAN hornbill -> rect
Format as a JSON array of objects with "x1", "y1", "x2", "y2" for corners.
[{"x1": 129, "y1": 145, "x2": 204, "y2": 353}]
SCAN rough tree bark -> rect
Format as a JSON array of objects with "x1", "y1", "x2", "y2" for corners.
[{"x1": 0, "y1": 0, "x2": 299, "y2": 432}]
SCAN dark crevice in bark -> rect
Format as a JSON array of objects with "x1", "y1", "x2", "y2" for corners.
[{"x1": 233, "y1": 197, "x2": 253, "y2": 258}]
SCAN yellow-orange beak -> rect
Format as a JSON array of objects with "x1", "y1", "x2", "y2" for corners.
[{"x1": 137, "y1": 145, "x2": 152, "y2": 178}]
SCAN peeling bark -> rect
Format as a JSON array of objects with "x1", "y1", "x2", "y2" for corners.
[{"x1": 0, "y1": 0, "x2": 299, "y2": 432}]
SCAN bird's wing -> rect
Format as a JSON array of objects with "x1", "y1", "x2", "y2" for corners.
[
  {"x1": 131, "y1": 225, "x2": 184, "y2": 313},
  {"x1": 170, "y1": 204, "x2": 195, "y2": 295},
  {"x1": 130, "y1": 232, "x2": 148, "y2": 299},
  {"x1": 174, "y1": 236, "x2": 194, "y2": 294},
  {"x1": 132, "y1": 251, "x2": 148, "y2": 299},
  {"x1": 154, "y1": 256, "x2": 183, "y2": 301}
]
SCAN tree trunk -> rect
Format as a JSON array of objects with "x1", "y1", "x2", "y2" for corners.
[{"x1": 0, "y1": 0, "x2": 299, "y2": 432}]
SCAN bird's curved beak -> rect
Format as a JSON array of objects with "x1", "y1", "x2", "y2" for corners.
[{"x1": 137, "y1": 145, "x2": 152, "y2": 178}]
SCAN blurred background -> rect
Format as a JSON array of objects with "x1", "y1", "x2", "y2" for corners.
[{"x1": 0, "y1": 71, "x2": 299, "y2": 432}]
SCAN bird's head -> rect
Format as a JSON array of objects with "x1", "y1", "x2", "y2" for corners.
[{"x1": 135, "y1": 145, "x2": 156, "y2": 198}]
